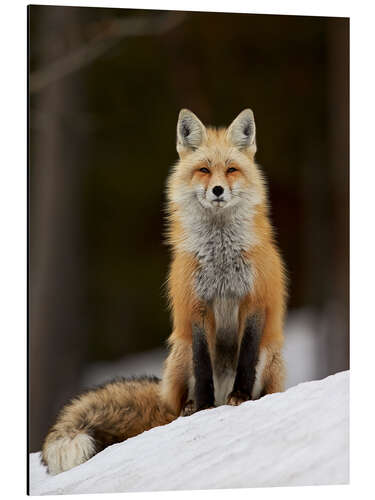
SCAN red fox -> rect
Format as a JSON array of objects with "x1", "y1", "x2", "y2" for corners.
[
  {"x1": 161, "y1": 108, "x2": 286, "y2": 415},
  {"x1": 41, "y1": 109, "x2": 287, "y2": 475}
]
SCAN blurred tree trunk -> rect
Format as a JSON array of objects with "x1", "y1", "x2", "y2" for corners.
[{"x1": 29, "y1": 7, "x2": 88, "y2": 452}]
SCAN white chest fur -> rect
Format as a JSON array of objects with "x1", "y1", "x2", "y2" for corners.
[{"x1": 180, "y1": 206, "x2": 255, "y2": 302}]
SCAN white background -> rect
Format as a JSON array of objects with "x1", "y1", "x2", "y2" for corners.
[{"x1": 0, "y1": 0, "x2": 374, "y2": 499}]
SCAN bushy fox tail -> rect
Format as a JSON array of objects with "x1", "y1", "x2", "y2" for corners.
[{"x1": 41, "y1": 376, "x2": 176, "y2": 475}]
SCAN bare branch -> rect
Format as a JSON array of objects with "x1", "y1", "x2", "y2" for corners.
[{"x1": 29, "y1": 13, "x2": 187, "y2": 94}]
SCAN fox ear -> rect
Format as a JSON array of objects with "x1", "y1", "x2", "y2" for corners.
[
  {"x1": 177, "y1": 109, "x2": 207, "y2": 157},
  {"x1": 227, "y1": 109, "x2": 256, "y2": 153}
]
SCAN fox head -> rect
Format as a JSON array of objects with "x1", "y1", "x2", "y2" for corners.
[{"x1": 168, "y1": 109, "x2": 266, "y2": 214}]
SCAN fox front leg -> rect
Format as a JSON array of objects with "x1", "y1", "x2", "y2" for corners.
[
  {"x1": 192, "y1": 323, "x2": 215, "y2": 411},
  {"x1": 227, "y1": 313, "x2": 262, "y2": 406}
]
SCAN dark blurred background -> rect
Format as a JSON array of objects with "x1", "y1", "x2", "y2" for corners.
[{"x1": 28, "y1": 6, "x2": 349, "y2": 452}]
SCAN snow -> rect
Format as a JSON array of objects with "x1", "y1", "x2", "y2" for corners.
[
  {"x1": 283, "y1": 308, "x2": 328, "y2": 388},
  {"x1": 29, "y1": 370, "x2": 349, "y2": 495}
]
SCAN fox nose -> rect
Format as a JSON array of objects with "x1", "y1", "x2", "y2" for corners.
[{"x1": 212, "y1": 185, "x2": 224, "y2": 197}]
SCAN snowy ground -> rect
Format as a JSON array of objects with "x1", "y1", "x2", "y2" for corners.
[{"x1": 29, "y1": 370, "x2": 349, "y2": 495}]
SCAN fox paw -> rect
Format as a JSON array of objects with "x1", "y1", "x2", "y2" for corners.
[
  {"x1": 182, "y1": 400, "x2": 195, "y2": 416},
  {"x1": 182, "y1": 401, "x2": 216, "y2": 416},
  {"x1": 227, "y1": 391, "x2": 250, "y2": 406}
]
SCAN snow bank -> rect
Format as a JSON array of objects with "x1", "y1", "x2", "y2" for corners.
[{"x1": 29, "y1": 371, "x2": 349, "y2": 495}]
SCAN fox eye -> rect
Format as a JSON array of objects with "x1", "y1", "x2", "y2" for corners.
[
  {"x1": 199, "y1": 167, "x2": 210, "y2": 174},
  {"x1": 227, "y1": 167, "x2": 237, "y2": 173}
]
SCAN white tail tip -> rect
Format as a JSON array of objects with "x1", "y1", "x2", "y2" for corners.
[{"x1": 44, "y1": 433, "x2": 96, "y2": 475}]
